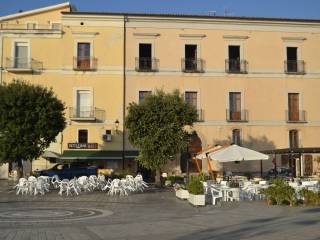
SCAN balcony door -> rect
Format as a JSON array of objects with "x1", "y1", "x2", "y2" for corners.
[
  {"x1": 77, "y1": 90, "x2": 92, "y2": 118},
  {"x1": 77, "y1": 43, "x2": 90, "y2": 69},
  {"x1": 228, "y1": 45, "x2": 240, "y2": 71},
  {"x1": 286, "y1": 47, "x2": 298, "y2": 72},
  {"x1": 139, "y1": 43, "x2": 152, "y2": 70},
  {"x1": 185, "y1": 45, "x2": 197, "y2": 71},
  {"x1": 229, "y1": 92, "x2": 241, "y2": 120},
  {"x1": 288, "y1": 93, "x2": 299, "y2": 121},
  {"x1": 14, "y1": 42, "x2": 29, "y2": 68}
]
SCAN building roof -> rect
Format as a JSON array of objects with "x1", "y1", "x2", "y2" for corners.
[
  {"x1": 61, "y1": 11, "x2": 320, "y2": 23},
  {"x1": 0, "y1": 2, "x2": 71, "y2": 21}
]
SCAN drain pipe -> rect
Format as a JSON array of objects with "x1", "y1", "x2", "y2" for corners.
[
  {"x1": 122, "y1": 15, "x2": 128, "y2": 170},
  {"x1": 0, "y1": 35, "x2": 3, "y2": 85}
]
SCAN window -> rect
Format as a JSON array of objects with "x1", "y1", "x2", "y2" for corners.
[
  {"x1": 228, "y1": 45, "x2": 240, "y2": 72},
  {"x1": 78, "y1": 129, "x2": 88, "y2": 144},
  {"x1": 184, "y1": 44, "x2": 197, "y2": 71},
  {"x1": 76, "y1": 90, "x2": 92, "y2": 118},
  {"x1": 289, "y1": 130, "x2": 299, "y2": 148},
  {"x1": 14, "y1": 42, "x2": 29, "y2": 68},
  {"x1": 229, "y1": 92, "x2": 241, "y2": 121},
  {"x1": 185, "y1": 92, "x2": 197, "y2": 108},
  {"x1": 232, "y1": 129, "x2": 241, "y2": 146},
  {"x1": 51, "y1": 23, "x2": 61, "y2": 30},
  {"x1": 286, "y1": 47, "x2": 298, "y2": 72},
  {"x1": 288, "y1": 93, "x2": 300, "y2": 121},
  {"x1": 138, "y1": 43, "x2": 152, "y2": 70},
  {"x1": 26, "y1": 22, "x2": 37, "y2": 30},
  {"x1": 77, "y1": 42, "x2": 91, "y2": 69},
  {"x1": 139, "y1": 91, "x2": 152, "y2": 103}
]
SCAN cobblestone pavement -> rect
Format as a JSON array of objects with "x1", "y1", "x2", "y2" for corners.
[{"x1": 0, "y1": 180, "x2": 319, "y2": 240}]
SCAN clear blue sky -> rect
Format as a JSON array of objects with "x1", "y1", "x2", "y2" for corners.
[{"x1": 1, "y1": 0, "x2": 320, "y2": 19}]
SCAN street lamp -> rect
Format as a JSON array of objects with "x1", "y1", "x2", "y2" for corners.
[{"x1": 115, "y1": 119, "x2": 120, "y2": 133}]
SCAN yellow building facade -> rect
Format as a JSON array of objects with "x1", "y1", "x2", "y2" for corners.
[{"x1": 1, "y1": 2, "x2": 320, "y2": 178}]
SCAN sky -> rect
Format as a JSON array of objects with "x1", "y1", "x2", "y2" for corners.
[{"x1": 0, "y1": 0, "x2": 320, "y2": 19}]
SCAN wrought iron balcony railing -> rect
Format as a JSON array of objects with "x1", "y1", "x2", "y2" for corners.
[
  {"x1": 135, "y1": 57, "x2": 159, "y2": 72},
  {"x1": 284, "y1": 60, "x2": 305, "y2": 74},
  {"x1": 69, "y1": 107, "x2": 105, "y2": 121},
  {"x1": 226, "y1": 109, "x2": 248, "y2": 122},
  {"x1": 182, "y1": 58, "x2": 205, "y2": 73},
  {"x1": 286, "y1": 110, "x2": 307, "y2": 123},
  {"x1": 225, "y1": 59, "x2": 248, "y2": 74},
  {"x1": 73, "y1": 56, "x2": 97, "y2": 71},
  {"x1": 5, "y1": 57, "x2": 43, "y2": 72}
]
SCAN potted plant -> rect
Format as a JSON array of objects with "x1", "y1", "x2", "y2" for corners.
[
  {"x1": 175, "y1": 184, "x2": 189, "y2": 200},
  {"x1": 187, "y1": 176, "x2": 205, "y2": 206}
]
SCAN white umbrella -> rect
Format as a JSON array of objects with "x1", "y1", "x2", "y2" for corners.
[{"x1": 208, "y1": 144, "x2": 269, "y2": 162}]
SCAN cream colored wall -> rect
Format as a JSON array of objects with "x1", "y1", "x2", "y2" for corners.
[
  {"x1": 125, "y1": 18, "x2": 320, "y2": 174},
  {"x1": 1, "y1": 7, "x2": 125, "y2": 164}
]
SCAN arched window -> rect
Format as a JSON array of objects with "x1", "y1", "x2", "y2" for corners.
[{"x1": 232, "y1": 129, "x2": 241, "y2": 146}]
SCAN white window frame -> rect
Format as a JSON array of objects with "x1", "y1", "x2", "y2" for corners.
[
  {"x1": 225, "y1": 40, "x2": 245, "y2": 61},
  {"x1": 50, "y1": 21, "x2": 62, "y2": 30},
  {"x1": 73, "y1": 87, "x2": 94, "y2": 110},
  {"x1": 25, "y1": 21, "x2": 38, "y2": 30}
]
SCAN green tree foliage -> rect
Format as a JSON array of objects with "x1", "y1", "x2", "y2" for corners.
[
  {"x1": 125, "y1": 90, "x2": 198, "y2": 171},
  {"x1": 0, "y1": 80, "x2": 66, "y2": 172}
]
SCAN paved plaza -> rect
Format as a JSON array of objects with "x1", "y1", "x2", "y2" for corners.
[{"x1": 0, "y1": 180, "x2": 319, "y2": 240}]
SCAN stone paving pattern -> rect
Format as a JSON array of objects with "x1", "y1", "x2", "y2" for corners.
[{"x1": 0, "y1": 180, "x2": 319, "y2": 240}]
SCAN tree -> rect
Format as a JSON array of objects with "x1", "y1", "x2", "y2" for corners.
[
  {"x1": 125, "y1": 90, "x2": 198, "y2": 185},
  {"x1": 0, "y1": 80, "x2": 66, "y2": 176}
]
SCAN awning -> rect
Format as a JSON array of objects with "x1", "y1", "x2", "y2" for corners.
[
  {"x1": 59, "y1": 150, "x2": 139, "y2": 161},
  {"x1": 42, "y1": 151, "x2": 60, "y2": 160}
]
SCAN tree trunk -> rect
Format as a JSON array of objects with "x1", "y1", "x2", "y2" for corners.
[
  {"x1": 17, "y1": 159, "x2": 23, "y2": 178},
  {"x1": 155, "y1": 168, "x2": 162, "y2": 188}
]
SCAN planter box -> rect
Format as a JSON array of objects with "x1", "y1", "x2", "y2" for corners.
[
  {"x1": 188, "y1": 193, "x2": 205, "y2": 206},
  {"x1": 176, "y1": 189, "x2": 189, "y2": 200}
]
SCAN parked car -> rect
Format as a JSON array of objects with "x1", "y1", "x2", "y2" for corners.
[
  {"x1": 35, "y1": 163, "x2": 97, "y2": 179},
  {"x1": 265, "y1": 167, "x2": 293, "y2": 178}
]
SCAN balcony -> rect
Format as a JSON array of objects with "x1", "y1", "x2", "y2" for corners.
[
  {"x1": 135, "y1": 57, "x2": 159, "y2": 72},
  {"x1": 182, "y1": 58, "x2": 205, "y2": 73},
  {"x1": 286, "y1": 110, "x2": 307, "y2": 123},
  {"x1": 197, "y1": 109, "x2": 204, "y2": 122},
  {"x1": 5, "y1": 57, "x2": 43, "y2": 72},
  {"x1": 0, "y1": 23, "x2": 62, "y2": 31},
  {"x1": 226, "y1": 109, "x2": 248, "y2": 122},
  {"x1": 284, "y1": 60, "x2": 305, "y2": 74},
  {"x1": 225, "y1": 59, "x2": 248, "y2": 74},
  {"x1": 73, "y1": 57, "x2": 97, "y2": 71},
  {"x1": 69, "y1": 107, "x2": 105, "y2": 121}
]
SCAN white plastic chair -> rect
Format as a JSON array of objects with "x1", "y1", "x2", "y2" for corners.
[{"x1": 210, "y1": 187, "x2": 223, "y2": 205}]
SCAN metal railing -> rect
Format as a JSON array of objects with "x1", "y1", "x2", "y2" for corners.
[
  {"x1": 69, "y1": 107, "x2": 105, "y2": 121},
  {"x1": 5, "y1": 57, "x2": 43, "y2": 71},
  {"x1": 286, "y1": 110, "x2": 307, "y2": 123},
  {"x1": 182, "y1": 58, "x2": 205, "y2": 73},
  {"x1": 0, "y1": 23, "x2": 62, "y2": 30},
  {"x1": 73, "y1": 57, "x2": 97, "y2": 71},
  {"x1": 226, "y1": 109, "x2": 248, "y2": 122},
  {"x1": 284, "y1": 60, "x2": 305, "y2": 74},
  {"x1": 225, "y1": 59, "x2": 248, "y2": 74},
  {"x1": 135, "y1": 57, "x2": 159, "y2": 72},
  {"x1": 197, "y1": 109, "x2": 204, "y2": 122}
]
